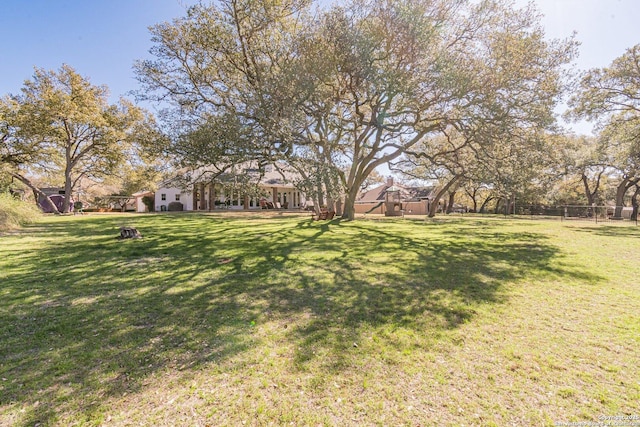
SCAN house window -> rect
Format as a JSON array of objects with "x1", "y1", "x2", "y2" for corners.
[
  {"x1": 161, "y1": 194, "x2": 166, "y2": 201},
  {"x1": 175, "y1": 194, "x2": 181, "y2": 201}
]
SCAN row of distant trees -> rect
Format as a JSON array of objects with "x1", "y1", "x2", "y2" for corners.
[
  {"x1": 2, "y1": 0, "x2": 639, "y2": 219},
  {"x1": 393, "y1": 38, "x2": 640, "y2": 218}
]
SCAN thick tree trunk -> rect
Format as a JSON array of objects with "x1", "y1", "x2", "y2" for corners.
[
  {"x1": 613, "y1": 177, "x2": 639, "y2": 218},
  {"x1": 342, "y1": 187, "x2": 359, "y2": 221},
  {"x1": 428, "y1": 176, "x2": 460, "y2": 218},
  {"x1": 478, "y1": 196, "x2": 494, "y2": 213},
  {"x1": 428, "y1": 196, "x2": 440, "y2": 217},
  {"x1": 582, "y1": 174, "x2": 595, "y2": 207},
  {"x1": 631, "y1": 186, "x2": 639, "y2": 221},
  {"x1": 62, "y1": 149, "x2": 74, "y2": 213},
  {"x1": 465, "y1": 188, "x2": 478, "y2": 213},
  {"x1": 11, "y1": 172, "x2": 60, "y2": 214},
  {"x1": 446, "y1": 191, "x2": 456, "y2": 214},
  {"x1": 315, "y1": 178, "x2": 324, "y2": 214},
  {"x1": 582, "y1": 174, "x2": 596, "y2": 217},
  {"x1": 342, "y1": 173, "x2": 368, "y2": 221},
  {"x1": 62, "y1": 180, "x2": 73, "y2": 213},
  {"x1": 323, "y1": 175, "x2": 335, "y2": 213}
]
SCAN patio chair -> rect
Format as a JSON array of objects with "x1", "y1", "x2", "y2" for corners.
[{"x1": 312, "y1": 209, "x2": 335, "y2": 221}]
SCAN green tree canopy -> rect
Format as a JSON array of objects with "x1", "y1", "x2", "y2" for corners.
[
  {"x1": 569, "y1": 44, "x2": 640, "y2": 214},
  {"x1": 136, "y1": 0, "x2": 576, "y2": 219},
  {"x1": 2, "y1": 64, "x2": 159, "y2": 213}
]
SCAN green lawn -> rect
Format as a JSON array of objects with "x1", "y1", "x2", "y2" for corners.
[{"x1": 1, "y1": 213, "x2": 639, "y2": 426}]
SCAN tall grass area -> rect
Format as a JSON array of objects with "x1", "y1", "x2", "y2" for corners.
[
  {"x1": 0, "y1": 192, "x2": 41, "y2": 231},
  {"x1": 1, "y1": 213, "x2": 639, "y2": 426}
]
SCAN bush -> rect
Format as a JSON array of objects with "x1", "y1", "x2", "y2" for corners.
[
  {"x1": 141, "y1": 195, "x2": 155, "y2": 212},
  {"x1": 0, "y1": 192, "x2": 41, "y2": 231},
  {"x1": 168, "y1": 201, "x2": 183, "y2": 211}
]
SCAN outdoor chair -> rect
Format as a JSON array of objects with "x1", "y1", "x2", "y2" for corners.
[{"x1": 312, "y1": 209, "x2": 335, "y2": 220}]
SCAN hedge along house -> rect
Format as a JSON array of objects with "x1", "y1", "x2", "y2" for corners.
[{"x1": 154, "y1": 163, "x2": 308, "y2": 212}]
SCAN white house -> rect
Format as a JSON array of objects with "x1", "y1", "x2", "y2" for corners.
[{"x1": 154, "y1": 163, "x2": 308, "y2": 212}]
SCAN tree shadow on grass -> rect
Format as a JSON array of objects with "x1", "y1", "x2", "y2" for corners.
[
  {"x1": 0, "y1": 215, "x2": 604, "y2": 425},
  {"x1": 570, "y1": 224, "x2": 640, "y2": 238}
]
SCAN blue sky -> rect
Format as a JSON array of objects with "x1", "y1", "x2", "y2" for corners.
[
  {"x1": 1, "y1": 0, "x2": 639, "y2": 135},
  {"x1": 516, "y1": 0, "x2": 639, "y2": 70},
  {"x1": 1, "y1": 0, "x2": 198, "y2": 105}
]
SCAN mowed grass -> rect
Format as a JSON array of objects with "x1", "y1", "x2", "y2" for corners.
[{"x1": 1, "y1": 213, "x2": 639, "y2": 426}]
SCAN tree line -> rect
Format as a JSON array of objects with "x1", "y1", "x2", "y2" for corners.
[{"x1": 2, "y1": 0, "x2": 639, "y2": 220}]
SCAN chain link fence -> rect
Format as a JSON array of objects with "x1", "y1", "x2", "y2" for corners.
[{"x1": 470, "y1": 205, "x2": 639, "y2": 225}]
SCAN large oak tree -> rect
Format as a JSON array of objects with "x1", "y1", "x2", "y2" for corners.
[
  {"x1": 136, "y1": 0, "x2": 575, "y2": 220},
  {"x1": 569, "y1": 44, "x2": 640, "y2": 216},
  {"x1": 1, "y1": 93, "x2": 62, "y2": 213},
  {"x1": 2, "y1": 65, "x2": 157, "y2": 213}
]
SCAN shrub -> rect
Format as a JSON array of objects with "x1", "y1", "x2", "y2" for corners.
[
  {"x1": 0, "y1": 192, "x2": 41, "y2": 231},
  {"x1": 168, "y1": 201, "x2": 183, "y2": 211},
  {"x1": 142, "y1": 195, "x2": 155, "y2": 212}
]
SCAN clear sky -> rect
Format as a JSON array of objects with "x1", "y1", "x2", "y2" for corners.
[
  {"x1": 1, "y1": 0, "x2": 639, "y2": 134},
  {"x1": 0, "y1": 0, "x2": 199, "y2": 106},
  {"x1": 513, "y1": 0, "x2": 640, "y2": 134},
  {"x1": 515, "y1": 0, "x2": 639, "y2": 70}
]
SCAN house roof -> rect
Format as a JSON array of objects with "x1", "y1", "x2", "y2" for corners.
[
  {"x1": 157, "y1": 162, "x2": 301, "y2": 190},
  {"x1": 259, "y1": 164, "x2": 299, "y2": 188},
  {"x1": 358, "y1": 183, "x2": 390, "y2": 202},
  {"x1": 132, "y1": 190, "x2": 154, "y2": 197},
  {"x1": 358, "y1": 179, "x2": 436, "y2": 202}
]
